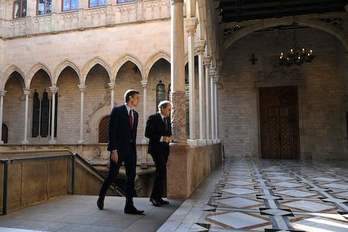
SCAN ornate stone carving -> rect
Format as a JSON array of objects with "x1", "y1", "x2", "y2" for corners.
[
  {"x1": 196, "y1": 40, "x2": 206, "y2": 55},
  {"x1": 1, "y1": 0, "x2": 171, "y2": 39},
  {"x1": 185, "y1": 17, "x2": 198, "y2": 34},
  {"x1": 170, "y1": 91, "x2": 187, "y2": 143}
]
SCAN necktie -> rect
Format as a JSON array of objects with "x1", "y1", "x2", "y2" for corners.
[
  {"x1": 129, "y1": 110, "x2": 134, "y2": 129},
  {"x1": 163, "y1": 117, "x2": 168, "y2": 132}
]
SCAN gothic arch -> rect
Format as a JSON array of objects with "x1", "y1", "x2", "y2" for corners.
[
  {"x1": 54, "y1": 59, "x2": 82, "y2": 85},
  {"x1": 27, "y1": 63, "x2": 53, "y2": 88},
  {"x1": 144, "y1": 51, "x2": 170, "y2": 80},
  {"x1": 81, "y1": 57, "x2": 112, "y2": 84},
  {"x1": 224, "y1": 17, "x2": 348, "y2": 51},
  {"x1": 0, "y1": 65, "x2": 26, "y2": 90},
  {"x1": 112, "y1": 54, "x2": 144, "y2": 81}
]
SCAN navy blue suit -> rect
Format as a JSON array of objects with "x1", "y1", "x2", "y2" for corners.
[
  {"x1": 99, "y1": 105, "x2": 138, "y2": 203},
  {"x1": 145, "y1": 113, "x2": 171, "y2": 200}
]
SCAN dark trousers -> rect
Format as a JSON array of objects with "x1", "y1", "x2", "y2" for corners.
[
  {"x1": 99, "y1": 145, "x2": 137, "y2": 206},
  {"x1": 150, "y1": 152, "x2": 168, "y2": 200}
]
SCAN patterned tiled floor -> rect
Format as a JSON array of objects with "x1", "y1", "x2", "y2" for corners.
[{"x1": 159, "y1": 158, "x2": 348, "y2": 232}]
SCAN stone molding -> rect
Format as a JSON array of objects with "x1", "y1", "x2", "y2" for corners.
[{"x1": 0, "y1": 0, "x2": 170, "y2": 39}]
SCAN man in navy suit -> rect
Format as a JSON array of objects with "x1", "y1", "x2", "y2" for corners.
[
  {"x1": 145, "y1": 100, "x2": 172, "y2": 207},
  {"x1": 97, "y1": 89, "x2": 144, "y2": 215}
]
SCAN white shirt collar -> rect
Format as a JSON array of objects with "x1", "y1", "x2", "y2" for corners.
[
  {"x1": 159, "y1": 112, "x2": 166, "y2": 121},
  {"x1": 125, "y1": 103, "x2": 134, "y2": 114}
]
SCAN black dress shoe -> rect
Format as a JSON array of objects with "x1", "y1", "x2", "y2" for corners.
[
  {"x1": 97, "y1": 197, "x2": 104, "y2": 210},
  {"x1": 150, "y1": 198, "x2": 162, "y2": 207},
  {"x1": 159, "y1": 199, "x2": 169, "y2": 205},
  {"x1": 124, "y1": 206, "x2": 145, "y2": 215}
]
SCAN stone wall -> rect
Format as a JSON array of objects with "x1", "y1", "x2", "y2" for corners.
[
  {"x1": 1, "y1": 19, "x2": 172, "y2": 145},
  {"x1": 220, "y1": 27, "x2": 348, "y2": 160},
  {"x1": 167, "y1": 143, "x2": 222, "y2": 199}
]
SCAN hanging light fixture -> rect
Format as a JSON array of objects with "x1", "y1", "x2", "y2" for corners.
[{"x1": 279, "y1": 29, "x2": 314, "y2": 66}]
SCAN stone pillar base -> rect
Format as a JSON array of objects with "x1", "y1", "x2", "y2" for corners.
[{"x1": 187, "y1": 139, "x2": 199, "y2": 146}]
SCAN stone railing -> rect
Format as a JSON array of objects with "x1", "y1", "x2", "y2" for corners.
[{"x1": 0, "y1": 0, "x2": 170, "y2": 39}]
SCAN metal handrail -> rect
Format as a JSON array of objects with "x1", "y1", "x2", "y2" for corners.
[{"x1": 0, "y1": 151, "x2": 123, "y2": 215}]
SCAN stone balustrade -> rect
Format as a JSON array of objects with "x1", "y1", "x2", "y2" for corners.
[{"x1": 0, "y1": 0, "x2": 170, "y2": 39}]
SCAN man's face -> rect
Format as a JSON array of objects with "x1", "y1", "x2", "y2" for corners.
[
  {"x1": 129, "y1": 94, "x2": 140, "y2": 107},
  {"x1": 161, "y1": 105, "x2": 172, "y2": 118}
]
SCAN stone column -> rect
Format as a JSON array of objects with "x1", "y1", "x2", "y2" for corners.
[
  {"x1": 209, "y1": 68, "x2": 216, "y2": 142},
  {"x1": 0, "y1": 90, "x2": 6, "y2": 144},
  {"x1": 197, "y1": 40, "x2": 206, "y2": 144},
  {"x1": 203, "y1": 57, "x2": 211, "y2": 143},
  {"x1": 52, "y1": 0, "x2": 61, "y2": 13},
  {"x1": 22, "y1": 89, "x2": 31, "y2": 144},
  {"x1": 49, "y1": 86, "x2": 58, "y2": 144},
  {"x1": 170, "y1": 0, "x2": 187, "y2": 143},
  {"x1": 141, "y1": 80, "x2": 148, "y2": 133},
  {"x1": 141, "y1": 80, "x2": 148, "y2": 166},
  {"x1": 27, "y1": 0, "x2": 37, "y2": 16},
  {"x1": 78, "y1": 84, "x2": 86, "y2": 144},
  {"x1": 108, "y1": 82, "x2": 115, "y2": 111},
  {"x1": 213, "y1": 78, "x2": 218, "y2": 142},
  {"x1": 185, "y1": 17, "x2": 198, "y2": 143}
]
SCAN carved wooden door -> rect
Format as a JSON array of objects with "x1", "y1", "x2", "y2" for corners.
[
  {"x1": 260, "y1": 86, "x2": 300, "y2": 159},
  {"x1": 98, "y1": 116, "x2": 110, "y2": 143}
]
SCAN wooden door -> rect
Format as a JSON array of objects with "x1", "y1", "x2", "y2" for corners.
[
  {"x1": 259, "y1": 86, "x2": 300, "y2": 159},
  {"x1": 2, "y1": 123, "x2": 8, "y2": 144},
  {"x1": 98, "y1": 116, "x2": 110, "y2": 143}
]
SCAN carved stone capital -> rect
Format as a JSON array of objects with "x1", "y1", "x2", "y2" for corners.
[
  {"x1": 0, "y1": 90, "x2": 7, "y2": 97},
  {"x1": 78, "y1": 84, "x2": 87, "y2": 92},
  {"x1": 23, "y1": 88, "x2": 31, "y2": 96},
  {"x1": 196, "y1": 40, "x2": 206, "y2": 54},
  {"x1": 49, "y1": 86, "x2": 58, "y2": 94},
  {"x1": 141, "y1": 80, "x2": 148, "y2": 88},
  {"x1": 108, "y1": 82, "x2": 115, "y2": 90},
  {"x1": 208, "y1": 67, "x2": 216, "y2": 77},
  {"x1": 185, "y1": 17, "x2": 198, "y2": 35},
  {"x1": 203, "y1": 56, "x2": 212, "y2": 66}
]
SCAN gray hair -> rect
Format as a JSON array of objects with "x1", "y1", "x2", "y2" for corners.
[{"x1": 158, "y1": 100, "x2": 172, "y2": 112}]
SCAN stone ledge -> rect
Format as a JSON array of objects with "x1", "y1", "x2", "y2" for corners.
[{"x1": 167, "y1": 143, "x2": 222, "y2": 199}]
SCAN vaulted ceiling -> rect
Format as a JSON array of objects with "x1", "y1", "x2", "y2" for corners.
[{"x1": 218, "y1": 0, "x2": 348, "y2": 23}]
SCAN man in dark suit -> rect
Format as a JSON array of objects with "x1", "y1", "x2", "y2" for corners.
[
  {"x1": 97, "y1": 89, "x2": 144, "y2": 215},
  {"x1": 145, "y1": 100, "x2": 172, "y2": 207}
]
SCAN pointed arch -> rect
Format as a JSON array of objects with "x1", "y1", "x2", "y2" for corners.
[
  {"x1": 112, "y1": 54, "x2": 144, "y2": 81},
  {"x1": 0, "y1": 65, "x2": 26, "y2": 90},
  {"x1": 81, "y1": 57, "x2": 112, "y2": 84},
  {"x1": 54, "y1": 59, "x2": 82, "y2": 85},
  {"x1": 144, "y1": 51, "x2": 170, "y2": 80},
  {"x1": 27, "y1": 63, "x2": 53, "y2": 88},
  {"x1": 223, "y1": 17, "x2": 348, "y2": 51}
]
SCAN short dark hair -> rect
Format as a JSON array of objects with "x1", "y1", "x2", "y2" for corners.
[{"x1": 124, "y1": 89, "x2": 139, "y2": 102}]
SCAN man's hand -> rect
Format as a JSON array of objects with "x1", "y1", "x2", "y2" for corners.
[
  {"x1": 110, "y1": 150, "x2": 118, "y2": 163},
  {"x1": 163, "y1": 136, "x2": 173, "y2": 143}
]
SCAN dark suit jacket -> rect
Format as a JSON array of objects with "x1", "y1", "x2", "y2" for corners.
[
  {"x1": 145, "y1": 113, "x2": 172, "y2": 155},
  {"x1": 107, "y1": 105, "x2": 138, "y2": 157}
]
